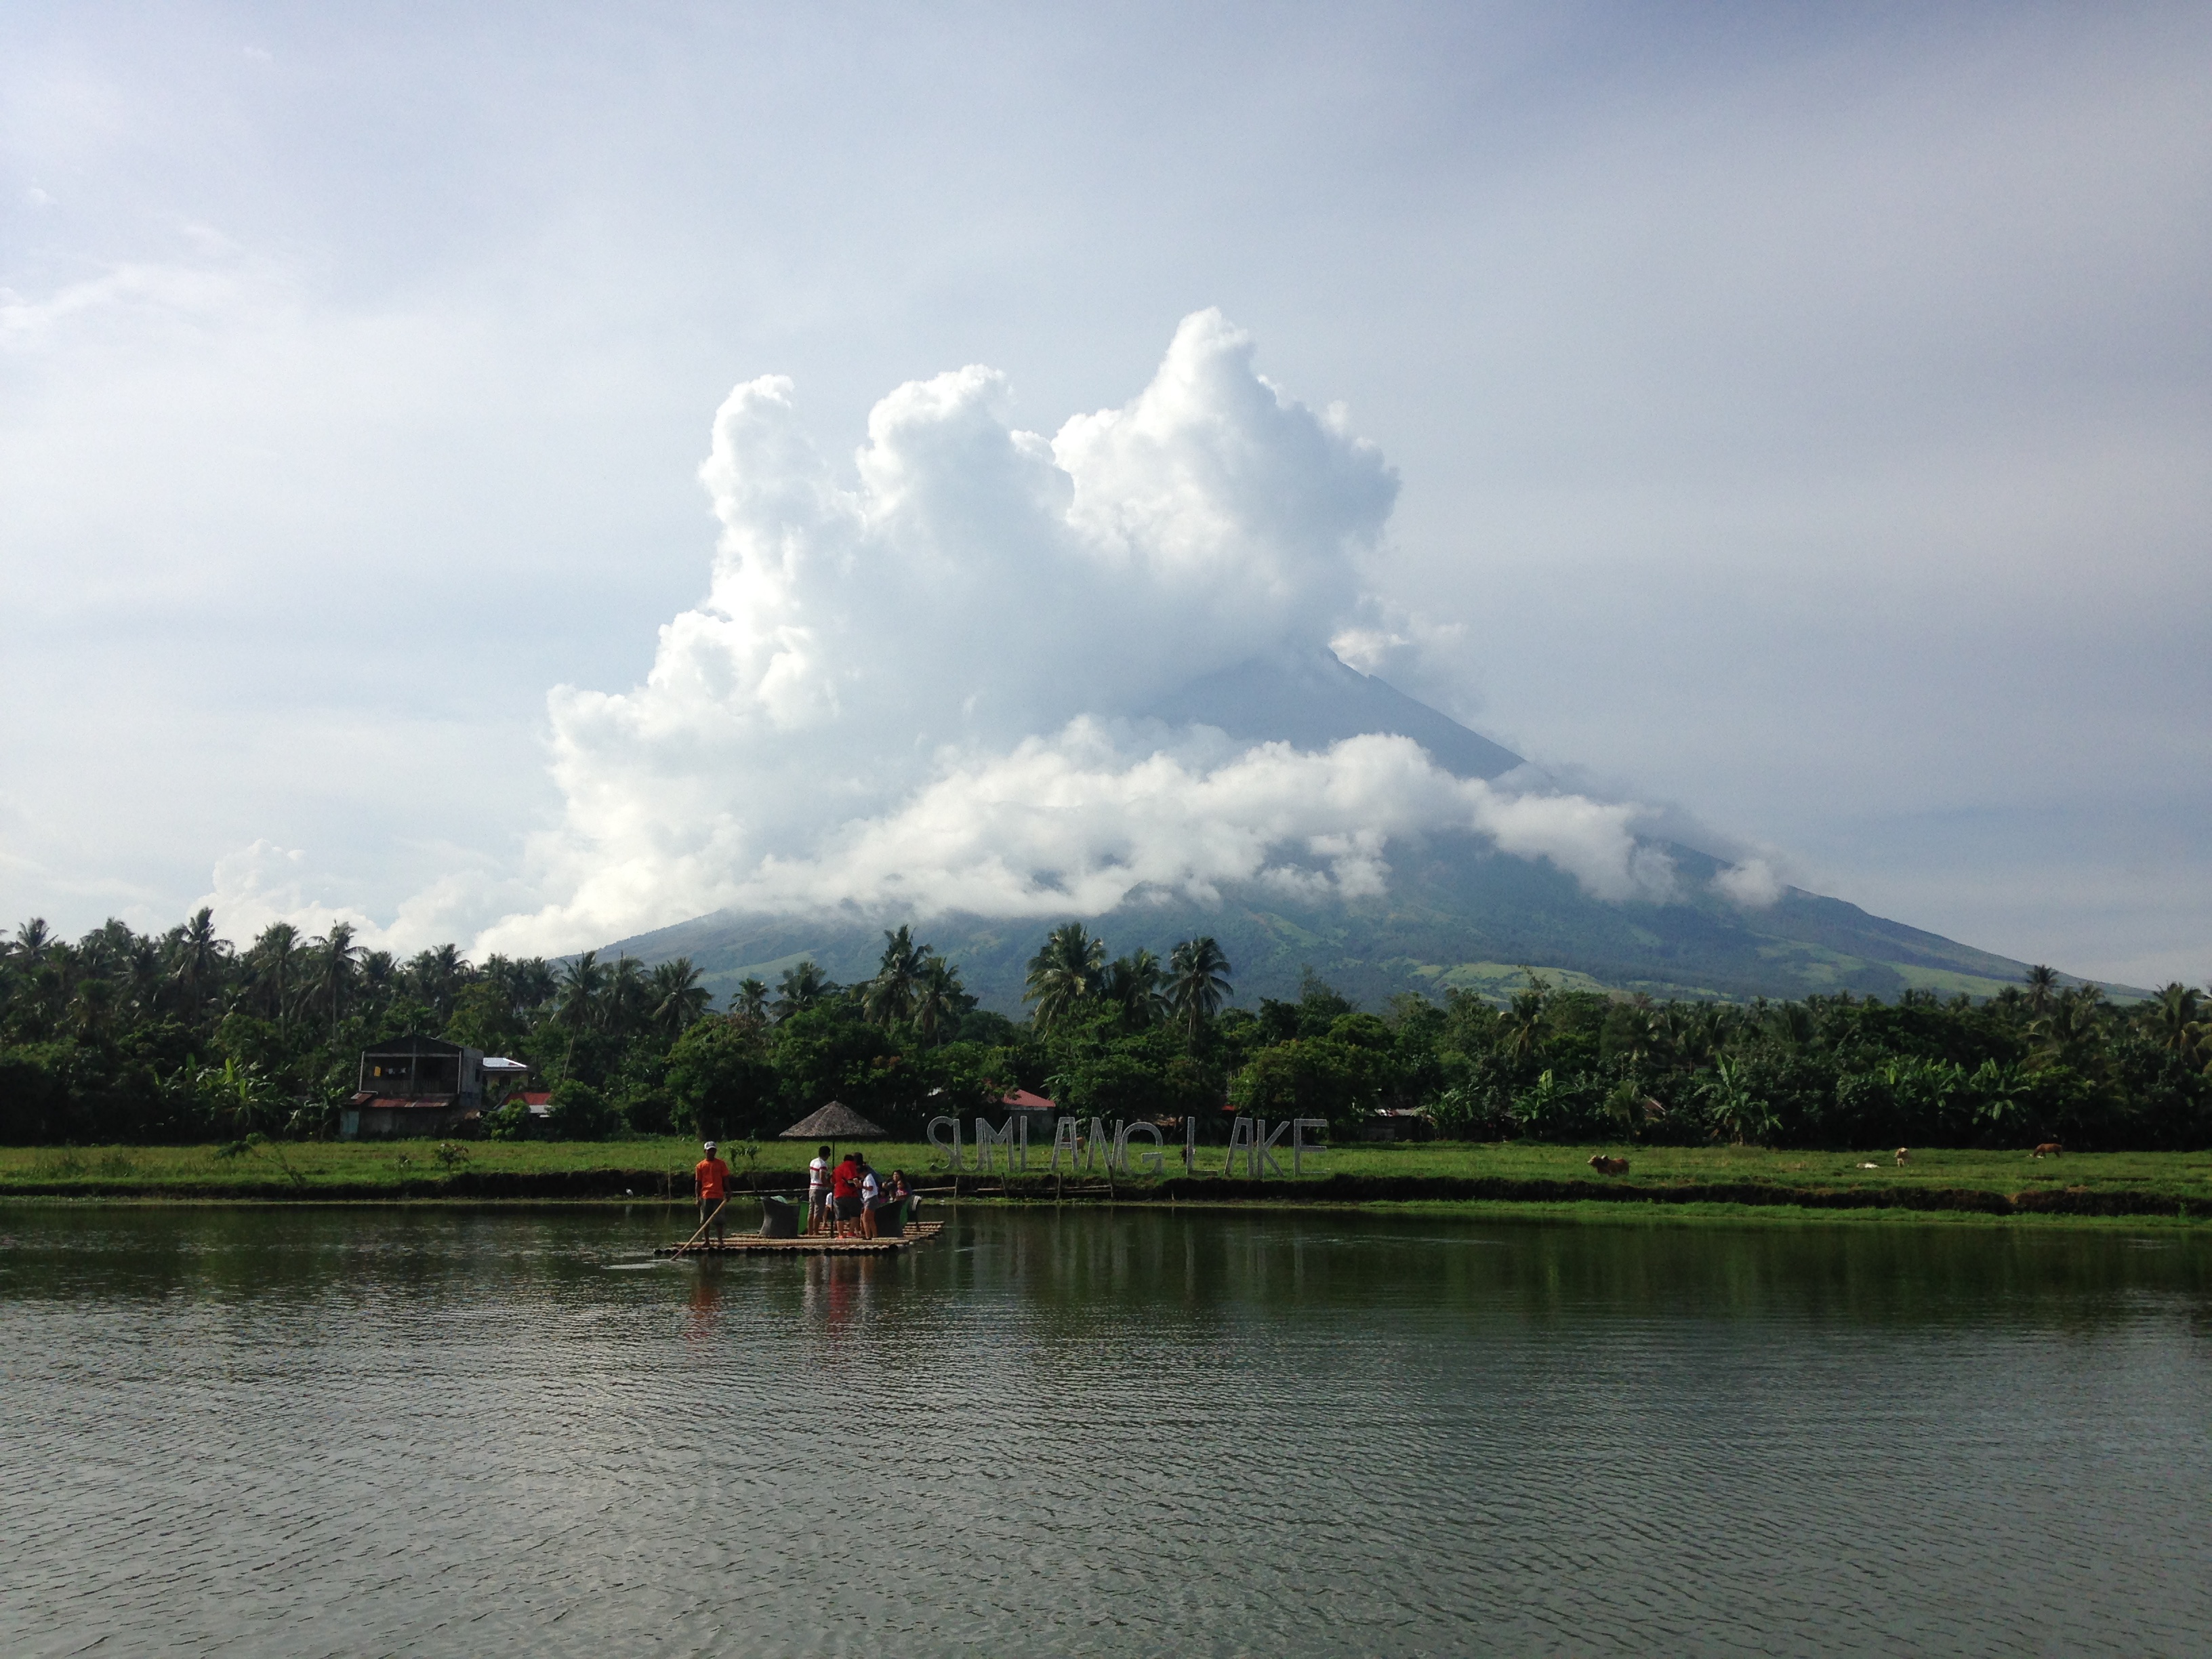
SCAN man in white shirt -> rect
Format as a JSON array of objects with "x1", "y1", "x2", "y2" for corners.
[{"x1": 806, "y1": 1144, "x2": 832, "y2": 1235}]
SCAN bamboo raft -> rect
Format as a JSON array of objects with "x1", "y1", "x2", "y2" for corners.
[{"x1": 657, "y1": 1221, "x2": 945, "y2": 1258}]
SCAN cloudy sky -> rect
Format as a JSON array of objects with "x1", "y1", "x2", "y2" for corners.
[{"x1": 3, "y1": 2, "x2": 2207, "y2": 985}]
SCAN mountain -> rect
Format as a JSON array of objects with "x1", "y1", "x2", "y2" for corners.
[
  {"x1": 599, "y1": 654, "x2": 2118, "y2": 1010},
  {"x1": 1141, "y1": 648, "x2": 1527, "y2": 781}
]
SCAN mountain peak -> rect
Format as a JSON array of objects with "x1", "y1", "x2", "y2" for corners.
[{"x1": 1141, "y1": 649, "x2": 1525, "y2": 780}]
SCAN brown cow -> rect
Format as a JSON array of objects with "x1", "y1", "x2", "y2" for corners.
[
  {"x1": 1588, "y1": 1154, "x2": 1630, "y2": 1175},
  {"x1": 2032, "y1": 1142, "x2": 2064, "y2": 1159},
  {"x1": 1895, "y1": 1147, "x2": 1910, "y2": 1166}
]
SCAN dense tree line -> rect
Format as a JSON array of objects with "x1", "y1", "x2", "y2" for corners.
[{"x1": 3, "y1": 911, "x2": 2209, "y2": 1150}]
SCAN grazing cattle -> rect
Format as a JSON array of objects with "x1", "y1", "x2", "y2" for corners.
[
  {"x1": 1588, "y1": 1154, "x2": 1630, "y2": 1175},
  {"x1": 2032, "y1": 1142, "x2": 2064, "y2": 1159},
  {"x1": 1895, "y1": 1147, "x2": 1910, "y2": 1166}
]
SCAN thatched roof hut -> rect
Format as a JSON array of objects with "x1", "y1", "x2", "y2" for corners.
[{"x1": 779, "y1": 1101, "x2": 886, "y2": 1139}]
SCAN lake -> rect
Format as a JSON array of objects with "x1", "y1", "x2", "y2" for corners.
[{"x1": 3, "y1": 1203, "x2": 2209, "y2": 1656}]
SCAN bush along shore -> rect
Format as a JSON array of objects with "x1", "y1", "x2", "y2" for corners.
[
  {"x1": 5, "y1": 1141, "x2": 2209, "y2": 1221},
  {"x1": 5, "y1": 912, "x2": 2212, "y2": 1157}
]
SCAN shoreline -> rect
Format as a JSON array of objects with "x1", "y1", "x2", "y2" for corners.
[{"x1": 5, "y1": 1170, "x2": 2209, "y2": 1225}]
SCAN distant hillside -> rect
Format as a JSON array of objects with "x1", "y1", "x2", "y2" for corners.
[
  {"x1": 596, "y1": 653, "x2": 2128, "y2": 1010},
  {"x1": 602, "y1": 831, "x2": 2103, "y2": 1012}
]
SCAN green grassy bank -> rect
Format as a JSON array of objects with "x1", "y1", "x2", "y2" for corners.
[{"x1": 4, "y1": 1138, "x2": 2209, "y2": 1221}]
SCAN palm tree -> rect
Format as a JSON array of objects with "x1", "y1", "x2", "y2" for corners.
[
  {"x1": 603, "y1": 956, "x2": 649, "y2": 1038},
  {"x1": 2024, "y1": 964, "x2": 2060, "y2": 1016},
  {"x1": 1166, "y1": 937, "x2": 1233, "y2": 1043},
  {"x1": 649, "y1": 958, "x2": 711, "y2": 1037},
  {"x1": 170, "y1": 907, "x2": 223, "y2": 1022},
  {"x1": 484, "y1": 955, "x2": 556, "y2": 1017},
  {"x1": 1101, "y1": 949, "x2": 1166, "y2": 1031},
  {"x1": 2031, "y1": 983, "x2": 2106, "y2": 1069},
  {"x1": 11, "y1": 918, "x2": 54, "y2": 968},
  {"x1": 556, "y1": 951, "x2": 606, "y2": 1031},
  {"x1": 1024, "y1": 922, "x2": 1104, "y2": 1035},
  {"x1": 312, "y1": 922, "x2": 361, "y2": 1038},
  {"x1": 69, "y1": 977, "x2": 117, "y2": 1040},
  {"x1": 251, "y1": 922, "x2": 303, "y2": 1031},
  {"x1": 125, "y1": 935, "x2": 165, "y2": 1018},
  {"x1": 733, "y1": 977, "x2": 770, "y2": 1021},
  {"x1": 863, "y1": 926, "x2": 925, "y2": 1027},
  {"x1": 912, "y1": 956, "x2": 966, "y2": 1045},
  {"x1": 2141, "y1": 982, "x2": 2204, "y2": 1062},
  {"x1": 1504, "y1": 984, "x2": 1548, "y2": 1069},
  {"x1": 405, "y1": 943, "x2": 468, "y2": 1020},
  {"x1": 359, "y1": 951, "x2": 398, "y2": 1015},
  {"x1": 773, "y1": 960, "x2": 835, "y2": 1019}
]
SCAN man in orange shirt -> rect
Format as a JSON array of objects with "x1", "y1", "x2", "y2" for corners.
[{"x1": 695, "y1": 1141, "x2": 731, "y2": 1244}]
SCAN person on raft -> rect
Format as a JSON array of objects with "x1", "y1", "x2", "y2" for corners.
[
  {"x1": 695, "y1": 1141, "x2": 731, "y2": 1244},
  {"x1": 806, "y1": 1143, "x2": 832, "y2": 1235},
  {"x1": 830, "y1": 1150, "x2": 864, "y2": 1237},
  {"x1": 858, "y1": 1156, "x2": 883, "y2": 1240}
]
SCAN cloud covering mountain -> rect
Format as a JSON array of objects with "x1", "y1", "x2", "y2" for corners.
[{"x1": 474, "y1": 312, "x2": 1693, "y2": 955}]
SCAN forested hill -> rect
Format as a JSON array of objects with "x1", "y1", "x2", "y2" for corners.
[{"x1": 601, "y1": 832, "x2": 2120, "y2": 1015}]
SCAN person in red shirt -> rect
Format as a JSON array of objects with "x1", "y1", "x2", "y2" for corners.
[
  {"x1": 830, "y1": 1151, "x2": 863, "y2": 1237},
  {"x1": 695, "y1": 1141, "x2": 731, "y2": 1244}
]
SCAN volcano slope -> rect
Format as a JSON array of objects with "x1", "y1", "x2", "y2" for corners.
[
  {"x1": 604, "y1": 834, "x2": 2053, "y2": 1015},
  {"x1": 598, "y1": 651, "x2": 2091, "y2": 1010}
]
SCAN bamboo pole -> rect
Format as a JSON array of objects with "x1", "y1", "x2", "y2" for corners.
[{"x1": 672, "y1": 1197, "x2": 728, "y2": 1254}]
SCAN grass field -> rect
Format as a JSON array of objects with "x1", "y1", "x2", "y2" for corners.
[{"x1": 3, "y1": 1136, "x2": 2209, "y2": 1218}]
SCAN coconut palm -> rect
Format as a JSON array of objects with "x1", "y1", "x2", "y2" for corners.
[
  {"x1": 10, "y1": 918, "x2": 54, "y2": 968},
  {"x1": 556, "y1": 951, "x2": 607, "y2": 1030},
  {"x1": 2140, "y1": 982, "x2": 2204, "y2": 1063},
  {"x1": 773, "y1": 960, "x2": 835, "y2": 1019},
  {"x1": 312, "y1": 922, "x2": 361, "y2": 1038},
  {"x1": 124, "y1": 935, "x2": 165, "y2": 1017},
  {"x1": 2023, "y1": 964, "x2": 2060, "y2": 1016},
  {"x1": 604, "y1": 956, "x2": 649, "y2": 1038},
  {"x1": 405, "y1": 943, "x2": 468, "y2": 1020},
  {"x1": 359, "y1": 951, "x2": 397, "y2": 1012},
  {"x1": 2031, "y1": 984, "x2": 2106, "y2": 1069},
  {"x1": 169, "y1": 907, "x2": 224, "y2": 1021},
  {"x1": 250, "y1": 922, "x2": 304, "y2": 1031},
  {"x1": 69, "y1": 977, "x2": 117, "y2": 1040},
  {"x1": 1166, "y1": 937, "x2": 1233, "y2": 1042},
  {"x1": 912, "y1": 956, "x2": 966, "y2": 1045},
  {"x1": 1101, "y1": 949, "x2": 1166, "y2": 1031},
  {"x1": 649, "y1": 958, "x2": 712, "y2": 1037},
  {"x1": 864, "y1": 926, "x2": 925, "y2": 1027},
  {"x1": 1024, "y1": 922, "x2": 1105, "y2": 1035},
  {"x1": 733, "y1": 977, "x2": 770, "y2": 1021}
]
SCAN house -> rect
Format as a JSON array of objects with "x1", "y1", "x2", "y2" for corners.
[
  {"x1": 999, "y1": 1086, "x2": 1060, "y2": 1136},
  {"x1": 341, "y1": 1034, "x2": 490, "y2": 1139}
]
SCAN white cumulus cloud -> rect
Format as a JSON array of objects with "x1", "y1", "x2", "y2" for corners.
[{"x1": 474, "y1": 312, "x2": 1674, "y2": 955}]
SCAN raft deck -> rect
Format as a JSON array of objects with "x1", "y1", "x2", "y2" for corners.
[{"x1": 657, "y1": 1221, "x2": 945, "y2": 1257}]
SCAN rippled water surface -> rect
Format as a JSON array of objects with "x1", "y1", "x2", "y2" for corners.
[{"x1": 3, "y1": 1204, "x2": 2210, "y2": 1657}]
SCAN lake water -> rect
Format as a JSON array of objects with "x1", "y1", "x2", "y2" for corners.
[{"x1": 3, "y1": 1204, "x2": 2209, "y2": 1658}]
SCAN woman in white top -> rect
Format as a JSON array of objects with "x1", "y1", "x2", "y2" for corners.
[
  {"x1": 806, "y1": 1145, "x2": 832, "y2": 1235},
  {"x1": 858, "y1": 1163, "x2": 882, "y2": 1240}
]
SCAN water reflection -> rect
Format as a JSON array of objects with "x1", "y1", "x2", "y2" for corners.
[{"x1": 1, "y1": 1204, "x2": 2207, "y2": 1658}]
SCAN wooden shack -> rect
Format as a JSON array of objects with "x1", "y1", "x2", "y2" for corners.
[{"x1": 341, "y1": 1033, "x2": 489, "y2": 1139}]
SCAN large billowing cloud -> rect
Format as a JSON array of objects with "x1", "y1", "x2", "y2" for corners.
[{"x1": 476, "y1": 312, "x2": 1678, "y2": 954}]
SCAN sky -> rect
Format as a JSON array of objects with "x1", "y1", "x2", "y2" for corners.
[{"x1": 3, "y1": 1, "x2": 2207, "y2": 987}]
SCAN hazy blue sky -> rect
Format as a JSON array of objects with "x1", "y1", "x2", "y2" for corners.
[{"x1": 3, "y1": 2, "x2": 2207, "y2": 984}]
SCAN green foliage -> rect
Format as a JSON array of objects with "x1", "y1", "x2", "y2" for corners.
[
  {"x1": 3, "y1": 909, "x2": 2208, "y2": 1153},
  {"x1": 544, "y1": 1080, "x2": 620, "y2": 1141},
  {"x1": 666, "y1": 1017, "x2": 780, "y2": 1139}
]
